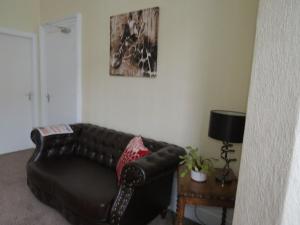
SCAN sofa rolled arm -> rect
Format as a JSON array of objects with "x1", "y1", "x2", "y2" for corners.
[
  {"x1": 29, "y1": 128, "x2": 76, "y2": 162},
  {"x1": 120, "y1": 145, "x2": 185, "y2": 186},
  {"x1": 29, "y1": 129, "x2": 44, "y2": 162},
  {"x1": 110, "y1": 145, "x2": 185, "y2": 225}
]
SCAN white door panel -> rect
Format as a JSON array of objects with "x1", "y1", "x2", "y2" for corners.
[
  {"x1": 41, "y1": 15, "x2": 81, "y2": 126},
  {"x1": 0, "y1": 33, "x2": 34, "y2": 153}
]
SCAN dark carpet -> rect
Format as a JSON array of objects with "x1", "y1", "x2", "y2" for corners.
[{"x1": 0, "y1": 149, "x2": 198, "y2": 225}]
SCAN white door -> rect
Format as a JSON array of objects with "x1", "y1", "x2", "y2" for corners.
[
  {"x1": 41, "y1": 14, "x2": 81, "y2": 126},
  {"x1": 0, "y1": 30, "x2": 37, "y2": 154}
]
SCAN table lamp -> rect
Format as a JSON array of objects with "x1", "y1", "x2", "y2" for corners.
[{"x1": 208, "y1": 110, "x2": 246, "y2": 185}]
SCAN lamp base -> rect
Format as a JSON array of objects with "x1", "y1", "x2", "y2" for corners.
[
  {"x1": 216, "y1": 141, "x2": 237, "y2": 186},
  {"x1": 215, "y1": 168, "x2": 236, "y2": 184}
]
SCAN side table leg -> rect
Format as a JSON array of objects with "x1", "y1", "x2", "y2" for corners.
[
  {"x1": 221, "y1": 207, "x2": 227, "y2": 225},
  {"x1": 175, "y1": 197, "x2": 185, "y2": 225}
]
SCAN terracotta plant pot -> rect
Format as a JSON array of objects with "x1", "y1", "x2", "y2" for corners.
[{"x1": 191, "y1": 170, "x2": 207, "y2": 182}]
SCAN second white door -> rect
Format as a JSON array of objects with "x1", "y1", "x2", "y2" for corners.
[{"x1": 41, "y1": 15, "x2": 81, "y2": 126}]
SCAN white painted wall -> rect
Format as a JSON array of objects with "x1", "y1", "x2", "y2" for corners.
[
  {"x1": 233, "y1": 0, "x2": 300, "y2": 224},
  {"x1": 281, "y1": 122, "x2": 300, "y2": 225},
  {"x1": 0, "y1": 0, "x2": 40, "y2": 33}
]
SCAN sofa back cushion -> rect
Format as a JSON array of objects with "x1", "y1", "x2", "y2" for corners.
[
  {"x1": 70, "y1": 124, "x2": 167, "y2": 169},
  {"x1": 70, "y1": 124, "x2": 132, "y2": 169},
  {"x1": 32, "y1": 124, "x2": 167, "y2": 169}
]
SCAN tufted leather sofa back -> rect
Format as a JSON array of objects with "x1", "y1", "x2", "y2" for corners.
[{"x1": 31, "y1": 123, "x2": 167, "y2": 169}]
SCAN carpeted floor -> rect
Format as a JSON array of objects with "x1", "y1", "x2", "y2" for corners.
[{"x1": 0, "y1": 149, "x2": 198, "y2": 225}]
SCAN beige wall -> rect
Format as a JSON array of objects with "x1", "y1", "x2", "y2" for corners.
[
  {"x1": 40, "y1": 0, "x2": 258, "y2": 172},
  {"x1": 0, "y1": 0, "x2": 40, "y2": 32},
  {"x1": 0, "y1": 1, "x2": 258, "y2": 224}
]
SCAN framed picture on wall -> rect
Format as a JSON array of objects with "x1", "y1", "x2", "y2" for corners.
[{"x1": 110, "y1": 7, "x2": 159, "y2": 78}]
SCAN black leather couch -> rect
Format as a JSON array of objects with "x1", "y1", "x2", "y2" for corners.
[{"x1": 27, "y1": 124, "x2": 185, "y2": 225}]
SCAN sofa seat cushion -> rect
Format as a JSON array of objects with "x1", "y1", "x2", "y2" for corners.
[{"x1": 27, "y1": 157, "x2": 118, "y2": 223}]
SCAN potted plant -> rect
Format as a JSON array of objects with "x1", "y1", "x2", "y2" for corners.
[{"x1": 179, "y1": 146, "x2": 217, "y2": 182}]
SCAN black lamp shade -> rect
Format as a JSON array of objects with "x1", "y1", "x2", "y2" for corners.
[{"x1": 208, "y1": 110, "x2": 246, "y2": 143}]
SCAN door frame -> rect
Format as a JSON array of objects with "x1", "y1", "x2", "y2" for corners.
[
  {"x1": 39, "y1": 13, "x2": 82, "y2": 126},
  {"x1": 0, "y1": 27, "x2": 39, "y2": 127}
]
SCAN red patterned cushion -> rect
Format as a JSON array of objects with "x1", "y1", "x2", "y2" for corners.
[{"x1": 116, "y1": 136, "x2": 150, "y2": 182}]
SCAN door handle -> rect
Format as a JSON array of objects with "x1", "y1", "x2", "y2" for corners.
[
  {"x1": 25, "y1": 92, "x2": 32, "y2": 101},
  {"x1": 46, "y1": 94, "x2": 50, "y2": 103}
]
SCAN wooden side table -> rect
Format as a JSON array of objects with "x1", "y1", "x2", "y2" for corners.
[{"x1": 176, "y1": 167, "x2": 237, "y2": 225}]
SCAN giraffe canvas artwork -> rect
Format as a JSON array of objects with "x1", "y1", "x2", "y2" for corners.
[{"x1": 110, "y1": 7, "x2": 159, "y2": 78}]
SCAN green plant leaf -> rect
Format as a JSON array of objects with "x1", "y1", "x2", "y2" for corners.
[{"x1": 182, "y1": 145, "x2": 218, "y2": 174}]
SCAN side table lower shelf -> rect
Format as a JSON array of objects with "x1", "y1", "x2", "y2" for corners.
[{"x1": 175, "y1": 167, "x2": 237, "y2": 225}]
